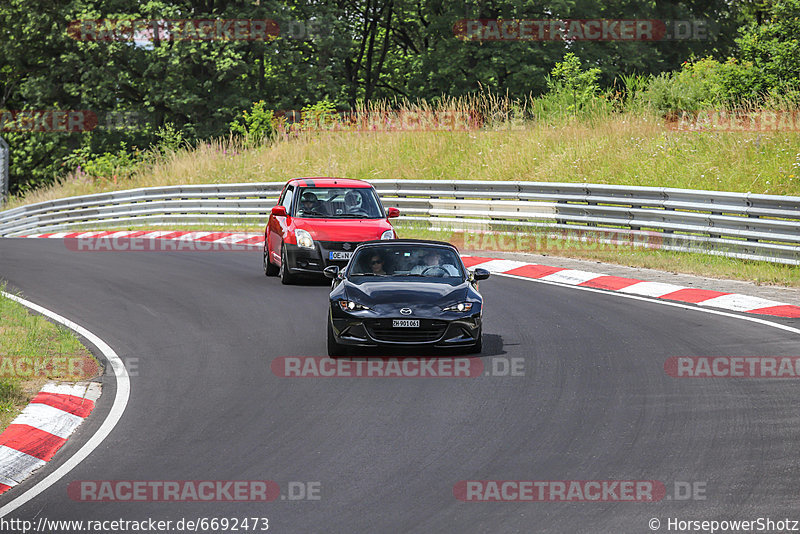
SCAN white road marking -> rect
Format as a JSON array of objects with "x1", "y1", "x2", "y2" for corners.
[{"x1": 0, "y1": 292, "x2": 130, "y2": 517}]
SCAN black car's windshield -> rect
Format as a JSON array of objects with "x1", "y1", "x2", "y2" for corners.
[
  {"x1": 294, "y1": 187, "x2": 384, "y2": 219},
  {"x1": 349, "y1": 245, "x2": 464, "y2": 279}
]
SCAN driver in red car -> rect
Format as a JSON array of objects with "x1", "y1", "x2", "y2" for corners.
[
  {"x1": 299, "y1": 191, "x2": 323, "y2": 215},
  {"x1": 411, "y1": 249, "x2": 459, "y2": 276}
]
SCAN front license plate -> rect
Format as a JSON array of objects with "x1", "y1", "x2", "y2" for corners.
[
  {"x1": 329, "y1": 251, "x2": 353, "y2": 260},
  {"x1": 393, "y1": 319, "x2": 419, "y2": 328}
]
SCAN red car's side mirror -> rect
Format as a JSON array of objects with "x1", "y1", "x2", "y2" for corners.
[
  {"x1": 386, "y1": 207, "x2": 400, "y2": 218},
  {"x1": 271, "y1": 205, "x2": 287, "y2": 217}
]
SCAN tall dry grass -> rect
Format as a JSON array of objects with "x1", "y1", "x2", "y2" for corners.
[{"x1": 5, "y1": 95, "x2": 800, "y2": 210}]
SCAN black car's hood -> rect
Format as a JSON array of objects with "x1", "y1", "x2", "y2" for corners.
[{"x1": 344, "y1": 278, "x2": 469, "y2": 307}]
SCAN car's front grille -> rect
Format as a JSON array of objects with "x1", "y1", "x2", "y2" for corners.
[
  {"x1": 319, "y1": 240, "x2": 361, "y2": 252},
  {"x1": 366, "y1": 320, "x2": 448, "y2": 343}
]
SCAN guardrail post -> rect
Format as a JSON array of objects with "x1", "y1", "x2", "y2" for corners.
[{"x1": 0, "y1": 136, "x2": 9, "y2": 207}]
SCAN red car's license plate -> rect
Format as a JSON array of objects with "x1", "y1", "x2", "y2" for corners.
[{"x1": 329, "y1": 251, "x2": 353, "y2": 260}]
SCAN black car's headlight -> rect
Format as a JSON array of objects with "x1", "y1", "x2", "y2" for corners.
[
  {"x1": 338, "y1": 300, "x2": 371, "y2": 311},
  {"x1": 442, "y1": 302, "x2": 473, "y2": 312}
]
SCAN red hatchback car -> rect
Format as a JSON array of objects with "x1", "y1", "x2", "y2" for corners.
[{"x1": 264, "y1": 178, "x2": 400, "y2": 284}]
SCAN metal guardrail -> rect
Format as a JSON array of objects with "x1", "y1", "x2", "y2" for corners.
[{"x1": 0, "y1": 180, "x2": 798, "y2": 264}]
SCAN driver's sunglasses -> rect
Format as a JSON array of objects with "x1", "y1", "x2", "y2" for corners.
[{"x1": 370, "y1": 259, "x2": 383, "y2": 265}]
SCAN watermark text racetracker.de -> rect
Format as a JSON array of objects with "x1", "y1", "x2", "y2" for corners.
[
  {"x1": 66, "y1": 18, "x2": 332, "y2": 42},
  {"x1": 665, "y1": 356, "x2": 800, "y2": 378},
  {"x1": 67, "y1": 19, "x2": 280, "y2": 41},
  {"x1": 454, "y1": 480, "x2": 707, "y2": 502},
  {"x1": 0, "y1": 109, "x2": 154, "y2": 133},
  {"x1": 0, "y1": 355, "x2": 99, "y2": 380},
  {"x1": 0, "y1": 110, "x2": 98, "y2": 132},
  {"x1": 271, "y1": 356, "x2": 525, "y2": 378},
  {"x1": 65, "y1": 234, "x2": 262, "y2": 252},
  {"x1": 275, "y1": 109, "x2": 482, "y2": 132},
  {"x1": 666, "y1": 110, "x2": 800, "y2": 132},
  {"x1": 450, "y1": 229, "x2": 663, "y2": 254},
  {"x1": 67, "y1": 480, "x2": 321, "y2": 502},
  {"x1": 453, "y1": 19, "x2": 709, "y2": 41}
]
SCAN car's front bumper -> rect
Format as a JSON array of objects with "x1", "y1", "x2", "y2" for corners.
[
  {"x1": 285, "y1": 241, "x2": 360, "y2": 275},
  {"x1": 329, "y1": 309, "x2": 482, "y2": 348}
]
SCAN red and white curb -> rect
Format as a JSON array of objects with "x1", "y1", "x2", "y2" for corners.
[
  {"x1": 15, "y1": 231, "x2": 800, "y2": 319},
  {"x1": 0, "y1": 382, "x2": 101, "y2": 495},
  {"x1": 0, "y1": 292, "x2": 128, "y2": 517},
  {"x1": 462, "y1": 255, "x2": 800, "y2": 319}
]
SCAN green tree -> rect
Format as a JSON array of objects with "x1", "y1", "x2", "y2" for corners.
[{"x1": 737, "y1": 0, "x2": 800, "y2": 91}]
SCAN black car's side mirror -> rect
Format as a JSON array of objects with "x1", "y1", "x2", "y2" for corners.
[
  {"x1": 472, "y1": 268, "x2": 490, "y2": 281},
  {"x1": 323, "y1": 265, "x2": 340, "y2": 279}
]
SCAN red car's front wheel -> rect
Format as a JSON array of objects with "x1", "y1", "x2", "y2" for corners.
[
  {"x1": 279, "y1": 245, "x2": 297, "y2": 285},
  {"x1": 264, "y1": 241, "x2": 278, "y2": 276}
]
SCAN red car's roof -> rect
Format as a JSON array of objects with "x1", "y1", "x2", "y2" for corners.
[{"x1": 286, "y1": 177, "x2": 373, "y2": 188}]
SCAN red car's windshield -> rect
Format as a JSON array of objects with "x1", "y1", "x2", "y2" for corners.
[{"x1": 294, "y1": 187, "x2": 384, "y2": 219}]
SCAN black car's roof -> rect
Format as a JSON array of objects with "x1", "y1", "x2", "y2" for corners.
[{"x1": 355, "y1": 239, "x2": 458, "y2": 250}]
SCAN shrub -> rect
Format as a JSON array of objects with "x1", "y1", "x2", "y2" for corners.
[
  {"x1": 640, "y1": 57, "x2": 769, "y2": 112},
  {"x1": 546, "y1": 53, "x2": 602, "y2": 110},
  {"x1": 229, "y1": 101, "x2": 278, "y2": 145},
  {"x1": 62, "y1": 137, "x2": 144, "y2": 181},
  {"x1": 298, "y1": 99, "x2": 340, "y2": 131},
  {"x1": 532, "y1": 53, "x2": 612, "y2": 121}
]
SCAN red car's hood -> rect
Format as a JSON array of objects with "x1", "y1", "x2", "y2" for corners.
[{"x1": 292, "y1": 218, "x2": 392, "y2": 242}]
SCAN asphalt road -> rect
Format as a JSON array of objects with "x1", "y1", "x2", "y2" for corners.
[{"x1": 1, "y1": 238, "x2": 799, "y2": 533}]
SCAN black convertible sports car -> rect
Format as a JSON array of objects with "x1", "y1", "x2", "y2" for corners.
[{"x1": 324, "y1": 239, "x2": 490, "y2": 357}]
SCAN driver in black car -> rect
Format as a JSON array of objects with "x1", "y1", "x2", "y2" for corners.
[
  {"x1": 367, "y1": 252, "x2": 388, "y2": 275},
  {"x1": 410, "y1": 249, "x2": 459, "y2": 276}
]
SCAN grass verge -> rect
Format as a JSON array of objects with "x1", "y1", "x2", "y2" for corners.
[{"x1": 0, "y1": 284, "x2": 101, "y2": 431}]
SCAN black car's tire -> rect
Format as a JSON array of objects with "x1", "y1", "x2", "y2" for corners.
[
  {"x1": 465, "y1": 332, "x2": 483, "y2": 354},
  {"x1": 264, "y1": 244, "x2": 278, "y2": 276},
  {"x1": 279, "y1": 245, "x2": 296, "y2": 285},
  {"x1": 327, "y1": 320, "x2": 347, "y2": 358}
]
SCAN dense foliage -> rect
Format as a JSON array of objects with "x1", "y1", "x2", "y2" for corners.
[{"x1": 1, "y1": 0, "x2": 798, "y2": 194}]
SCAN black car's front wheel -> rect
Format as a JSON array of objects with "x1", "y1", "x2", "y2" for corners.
[
  {"x1": 327, "y1": 320, "x2": 347, "y2": 358},
  {"x1": 465, "y1": 332, "x2": 483, "y2": 354}
]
